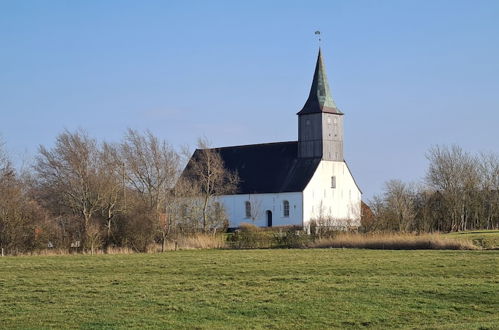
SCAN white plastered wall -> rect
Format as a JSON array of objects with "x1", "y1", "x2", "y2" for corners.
[
  {"x1": 303, "y1": 160, "x2": 361, "y2": 228},
  {"x1": 217, "y1": 192, "x2": 303, "y2": 228}
]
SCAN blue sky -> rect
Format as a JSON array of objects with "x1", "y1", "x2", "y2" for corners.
[{"x1": 1, "y1": 0, "x2": 498, "y2": 199}]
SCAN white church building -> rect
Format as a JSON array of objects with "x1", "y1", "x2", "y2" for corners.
[{"x1": 185, "y1": 49, "x2": 361, "y2": 229}]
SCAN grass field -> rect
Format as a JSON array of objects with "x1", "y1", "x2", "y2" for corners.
[
  {"x1": 0, "y1": 249, "x2": 498, "y2": 329},
  {"x1": 443, "y1": 230, "x2": 499, "y2": 249}
]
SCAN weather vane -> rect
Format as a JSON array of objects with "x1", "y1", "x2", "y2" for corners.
[{"x1": 315, "y1": 30, "x2": 322, "y2": 45}]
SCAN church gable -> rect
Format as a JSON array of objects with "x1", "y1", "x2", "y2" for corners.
[{"x1": 303, "y1": 160, "x2": 362, "y2": 226}]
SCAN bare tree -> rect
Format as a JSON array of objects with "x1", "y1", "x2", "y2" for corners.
[
  {"x1": 35, "y1": 129, "x2": 104, "y2": 249},
  {"x1": 383, "y1": 180, "x2": 415, "y2": 232},
  {"x1": 0, "y1": 141, "x2": 14, "y2": 255},
  {"x1": 365, "y1": 145, "x2": 498, "y2": 233},
  {"x1": 118, "y1": 129, "x2": 179, "y2": 210},
  {"x1": 248, "y1": 195, "x2": 263, "y2": 224},
  {"x1": 183, "y1": 138, "x2": 238, "y2": 233},
  {"x1": 477, "y1": 152, "x2": 499, "y2": 229},
  {"x1": 0, "y1": 142, "x2": 48, "y2": 255},
  {"x1": 117, "y1": 129, "x2": 180, "y2": 250},
  {"x1": 165, "y1": 176, "x2": 201, "y2": 237},
  {"x1": 426, "y1": 145, "x2": 479, "y2": 231},
  {"x1": 99, "y1": 142, "x2": 126, "y2": 248},
  {"x1": 0, "y1": 138, "x2": 12, "y2": 178}
]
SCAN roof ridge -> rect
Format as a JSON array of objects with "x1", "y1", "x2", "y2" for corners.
[{"x1": 198, "y1": 140, "x2": 298, "y2": 151}]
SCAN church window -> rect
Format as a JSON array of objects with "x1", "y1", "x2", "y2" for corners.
[
  {"x1": 245, "y1": 201, "x2": 251, "y2": 218},
  {"x1": 283, "y1": 200, "x2": 290, "y2": 217},
  {"x1": 331, "y1": 176, "x2": 336, "y2": 189},
  {"x1": 306, "y1": 119, "x2": 311, "y2": 126}
]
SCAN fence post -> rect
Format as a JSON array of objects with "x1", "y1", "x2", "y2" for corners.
[{"x1": 1, "y1": 248, "x2": 4, "y2": 257}]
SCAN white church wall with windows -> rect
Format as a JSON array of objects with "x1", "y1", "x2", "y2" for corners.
[{"x1": 217, "y1": 192, "x2": 302, "y2": 228}]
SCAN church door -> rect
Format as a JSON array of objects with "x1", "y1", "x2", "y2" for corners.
[{"x1": 266, "y1": 210, "x2": 272, "y2": 227}]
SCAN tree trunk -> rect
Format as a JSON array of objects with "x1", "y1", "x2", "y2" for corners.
[
  {"x1": 202, "y1": 194, "x2": 209, "y2": 233},
  {"x1": 104, "y1": 218, "x2": 112, "y2": 252}
]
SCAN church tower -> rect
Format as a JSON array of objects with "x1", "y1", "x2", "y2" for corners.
[{"x1": 297, "y1": 49, "x2": 344, "y2": 161}]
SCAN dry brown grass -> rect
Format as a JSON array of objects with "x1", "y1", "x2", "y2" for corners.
[
  {"x1": 19, "y1": 246, "x2": 137, "y2": 256},
  {"x1": 101, "y1": 246, "x2": 136, "y2": 254},
  {"x1": 309, "y1": 232, "x2": 477, "y2": 250},
  {"x1": 174, "y1": 234, "x2": 227, "y2": 249},
  {"x1": 5, "y1": 232, "x2": 479, "y2": 257},
  {"x1": 22, "y1": 249, "x2": 72, "y2": 256},
  {"x1": 6, "y1": 234, "x2": 227, "y2": 256},
  {"x1": 147, "y1": 234, "x2": 227, "y2": 252}
]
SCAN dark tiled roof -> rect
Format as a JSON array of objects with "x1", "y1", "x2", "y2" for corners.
[{"x1": 187, "y1": 141, "x2": 321, "y2": 194}]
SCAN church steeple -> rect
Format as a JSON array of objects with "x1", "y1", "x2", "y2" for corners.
[
  {"x1": 298, "y1": 48, "x2": 342, "y2": 115},
  {"x1": 297, "y1": 48, "x2": 344, "y2": 161}
]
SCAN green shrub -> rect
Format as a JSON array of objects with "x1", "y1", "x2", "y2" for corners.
[
  {"x1": 228, "y1": 223, "x2": 274, "y2": 249},
  {"x1": 273, "y1": 227, "x2": 310, "y2": 248},
  {"x1": 228, "y1": 224, "x2": 311, "y2": 249}
]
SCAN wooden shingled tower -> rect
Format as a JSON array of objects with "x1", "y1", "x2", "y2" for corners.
[{"x1": 297, "y1": 48, "x2": 344, "y2": 161}]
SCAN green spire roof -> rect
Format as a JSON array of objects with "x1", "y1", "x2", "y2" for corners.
[{"x1": 298, "y1": 48, "x2": 343, "y2": 115}]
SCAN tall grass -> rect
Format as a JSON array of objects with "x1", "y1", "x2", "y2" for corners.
[
  {"x1": 4, "y1": 232, "x2": 479, "y2": 257},
  {"x1": 309, "y1": 232, "x2": 477, "y2": 250},
  {"x1": 135, "y1": 234, "x2": 228, "y2": 252},
  {"x1": 19, "y1": 246, "x2": 138, "y2": 256},
  {"x1": 6, "y1": 234, "x2": 227, "y2": 256},
  {"x1": 172, "y1": 234, "x2": 227, "y2": 250}
]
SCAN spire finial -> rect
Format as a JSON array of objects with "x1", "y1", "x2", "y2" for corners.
[{"x1": 314, "y1": 30, "x2": 322, "y2": 46}]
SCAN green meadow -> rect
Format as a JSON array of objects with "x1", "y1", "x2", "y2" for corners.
[
  {"x1": 0, "y1": 249, "x2": 497, "y2": 329},
  {"x1": 443, "y1": 230, "x2": 499, "y2": 249}
]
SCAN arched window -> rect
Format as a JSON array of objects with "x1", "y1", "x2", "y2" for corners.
[
  {"x1": 245, "y1": 201, "x2": 251, "y2": 218},
  {"x1": 283, "y1": 200, "x2": 290, "y2": 217}
]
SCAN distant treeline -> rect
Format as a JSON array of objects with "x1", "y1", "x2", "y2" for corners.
[
  {"x1": 362, "y1": 145, "x2": 499, "y2": 233},
  {"x1": 0, "y1": 129, "x2": 237, "y2": 255}
]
